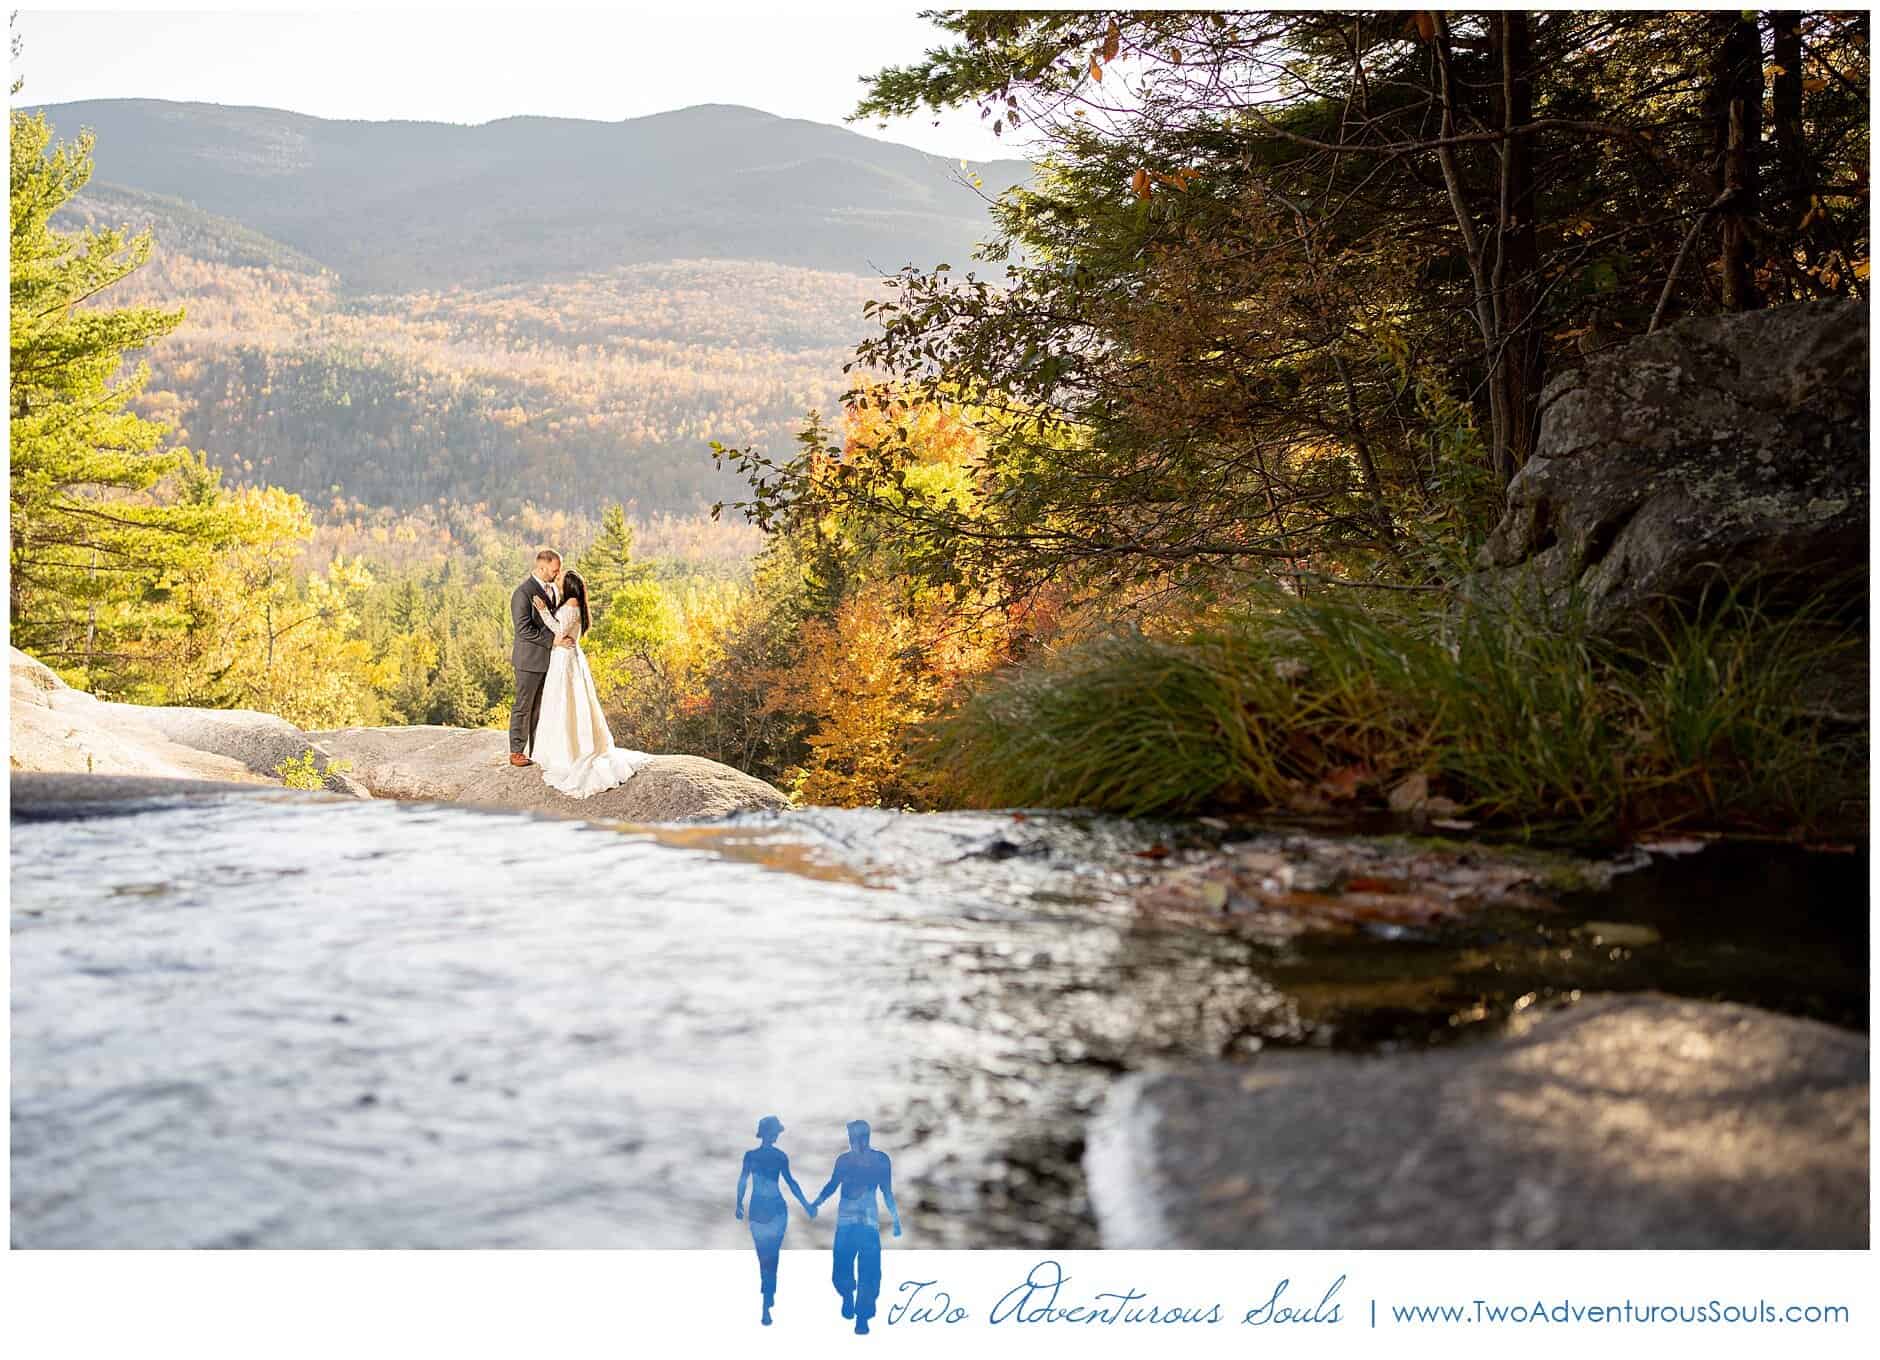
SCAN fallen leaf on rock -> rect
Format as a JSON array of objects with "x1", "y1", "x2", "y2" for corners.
[
  {"x1": 1343, "y1": 874, "x2": 1410, "y2": 893},
  {"x1": 1134, "y1": 843, "x2": 1172, "y2": 860},
  {"x1": 1317, "y1": 763, "x2": 1373, "y2": 801},
  {"x1": 1387, "y1": 772, "x2": 1430, "y2": 813},
  {"x1": 1201, "y1": 1175, "x2": 1255, "y2": 1202}
]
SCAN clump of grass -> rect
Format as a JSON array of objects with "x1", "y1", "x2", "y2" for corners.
[
  {"x1": 275, "y1": 749, "x2": 352, "y2": 790},
  {"x1": 917, "y1": 630, "x2": 1271, "y2": 818},
  {"x1": 1612, "y1": 583, "x2": 1865, "y2": 832},
  {"x1": 921, "y1": 577, "x2": 1864, "y2": 840}
]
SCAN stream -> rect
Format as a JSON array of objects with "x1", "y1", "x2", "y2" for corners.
[{"x1": 9, "y1": 790, "x2": 1867, "y2": 1248}]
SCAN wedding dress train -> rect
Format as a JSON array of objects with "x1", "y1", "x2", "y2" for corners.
[{"x1": 532, "y1": 600, "x2": 653, "y2": 798}]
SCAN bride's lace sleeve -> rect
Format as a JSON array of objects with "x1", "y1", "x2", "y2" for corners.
[{"x1": 552, "y1": 601, "x2": 582, "y2": 641}]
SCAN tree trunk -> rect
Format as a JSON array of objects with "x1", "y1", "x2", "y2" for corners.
[
  {"x1": 1710, "y1": 12, "x2": 1765, "y2": 310},
  {"x1": 1429, "y1": 13, "x2": 1513, "y2": 487},
  {"x1": 1492, "y1": 10, "x2": 1543, "y2": 472},
  {"x1": 1770, "y1": 12, "x2": 1808, "y2": 275},
  {"x1": 1332, "y1": 351, "x2": 1395, "y2": 549}
]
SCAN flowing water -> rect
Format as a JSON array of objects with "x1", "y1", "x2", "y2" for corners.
[{"x1": 9, "y1": 790, "x2": 1866, "y2": 1248}]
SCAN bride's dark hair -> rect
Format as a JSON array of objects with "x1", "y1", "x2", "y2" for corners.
[{"x1": 559, "y1": 569, "x2": 591, "y2": 634}]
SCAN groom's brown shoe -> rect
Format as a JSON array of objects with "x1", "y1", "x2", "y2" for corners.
[{"x1": 509, "y1": 753, "x2": 534, "y2": 767}]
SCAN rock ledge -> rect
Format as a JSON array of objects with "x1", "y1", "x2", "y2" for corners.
[
  {"x1": 10, "y1": 646, "x2": 787, "y2": 822},
  {"x1": 1086, "y1": 992, "x2": 1868, "y2": 1249},
  {"x1": 310, "y1": 725, "x2": 788, "y2": 822}
]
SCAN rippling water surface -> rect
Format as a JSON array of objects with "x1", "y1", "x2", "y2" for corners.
[
  {"x1": 12, "y1": 796, "x2": 1287, "y2": 1248},
  {"x1": 11, "y1": 792, "x2": 1864, "y2": 1249}
]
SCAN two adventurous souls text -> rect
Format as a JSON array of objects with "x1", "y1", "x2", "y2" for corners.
[{"x1": 887, "y1": 1260, "x2": 1345, "y2": 1328}]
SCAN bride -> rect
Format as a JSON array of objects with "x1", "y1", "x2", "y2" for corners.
[{"x1": 530, "y1": 567, "x2": 654, "y2": 798}]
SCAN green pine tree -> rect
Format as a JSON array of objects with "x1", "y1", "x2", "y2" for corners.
[
  {"x1": 576, "y1": 503, "x2": 652, "y2": 614},
  {"x1": 8, "y1": 110, "x2": 243, "y2": 676}
]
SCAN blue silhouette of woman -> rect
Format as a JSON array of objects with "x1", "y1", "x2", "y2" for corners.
[{"x1": 735, "y1": 1115, "x2": 815, "y2": 1326}]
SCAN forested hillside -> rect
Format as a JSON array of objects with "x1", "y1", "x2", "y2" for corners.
[
  {"x1": 38, "y1": 100, "x2": 1030, "y2": 512},
  {"x1": 86, "y1": 241, "x2": 884, "y2": 509}
]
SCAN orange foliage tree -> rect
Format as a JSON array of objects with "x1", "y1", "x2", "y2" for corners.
[{"x1": 706, "y1": 383, "x2": 1075, "y2": 807}]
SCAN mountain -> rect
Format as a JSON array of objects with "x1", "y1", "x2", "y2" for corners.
[
  {"x1": 29, "y1": 99, "x2": 1030, "y2": 515},
  {"x1": 33, "y1": 99, "x2": 1031, "y2": 292}
]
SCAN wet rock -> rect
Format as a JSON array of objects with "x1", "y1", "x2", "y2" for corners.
[
  {"x1": 1477, "y1": 300, "x2": 1867, "y2": 641},
  {"x1": 1086, "y1": 992, "x2": 1868, "y2": 1248},
  {"x1": 1137, "y1": 832, "x2": 1629, "y2": 934},
  {"x1": 9, "y1": 772, "x2": 288, "y2": 817},
  {"x1": 309, "y1": 725, "x2": 788, "y2": 821}
]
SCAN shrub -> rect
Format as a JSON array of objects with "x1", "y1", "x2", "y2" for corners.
[{"x1": 274, "y1": 749, "x2": 353, "y2": 791}]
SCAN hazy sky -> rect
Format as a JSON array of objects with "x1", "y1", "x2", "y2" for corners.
[{"x1": 13, "y1": 3, "x2": 1044, "y2": 163}]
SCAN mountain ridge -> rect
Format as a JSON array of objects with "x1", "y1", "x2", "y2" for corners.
[{"x1": 30, "y1": 97, "x2": 1032, "y2": 291}]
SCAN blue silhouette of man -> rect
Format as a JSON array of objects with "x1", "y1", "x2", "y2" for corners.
[{"x1": 810, "y1": 1120, "x2": 902, "y2": 1335}]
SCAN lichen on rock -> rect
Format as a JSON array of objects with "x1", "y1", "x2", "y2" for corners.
[{"x1": 1475, "y1": 299, "x2": 1868, "y2": 636}]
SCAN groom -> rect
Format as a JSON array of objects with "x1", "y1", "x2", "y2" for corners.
[{"x1": 508, "y1": 548, "x2": 574, "y2": 767}]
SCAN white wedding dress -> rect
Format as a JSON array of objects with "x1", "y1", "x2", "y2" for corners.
[{"x1": 532, "y1": 600, "x2": 654, "y2": 798}]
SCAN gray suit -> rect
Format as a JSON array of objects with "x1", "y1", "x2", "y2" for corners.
[{"x1": 509, "y1": 576, "x2": 559, "y2": 755}]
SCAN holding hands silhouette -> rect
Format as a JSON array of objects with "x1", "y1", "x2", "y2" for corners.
[
  {"x1": 735, "y1": 1116, "x2": 814, "y2": 1327},
  {"x1": 731, "y1": 1115, "x2": 900, "y2": 1332},
  {"x1": 813, "y1": 1120, "x2": 901, "y2": 1335}
]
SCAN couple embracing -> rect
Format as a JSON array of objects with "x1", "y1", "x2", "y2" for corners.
[
  {"x1": 735, "y1": 1117, "x2": 903, "y2": 1333},
  {"x1": 507, "y1": 548, "x2": 651, "y2": 798}
]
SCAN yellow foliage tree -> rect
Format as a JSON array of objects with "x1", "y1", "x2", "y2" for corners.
[
  {"x1": 115, "y1": 481, "x2": 386, "y2": 727},
  {"x1": 762, "y1": 582, "x2": 931, "y2": 806}
]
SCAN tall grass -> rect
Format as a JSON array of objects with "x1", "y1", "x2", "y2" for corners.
[{"x1": 921, "y1": 579, "x2": 1865, "y2": 839}]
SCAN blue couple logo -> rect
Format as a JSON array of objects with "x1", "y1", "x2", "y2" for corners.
[{"x1": 735, "y1": 1116, "x2": 905, "y2": 1333}]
